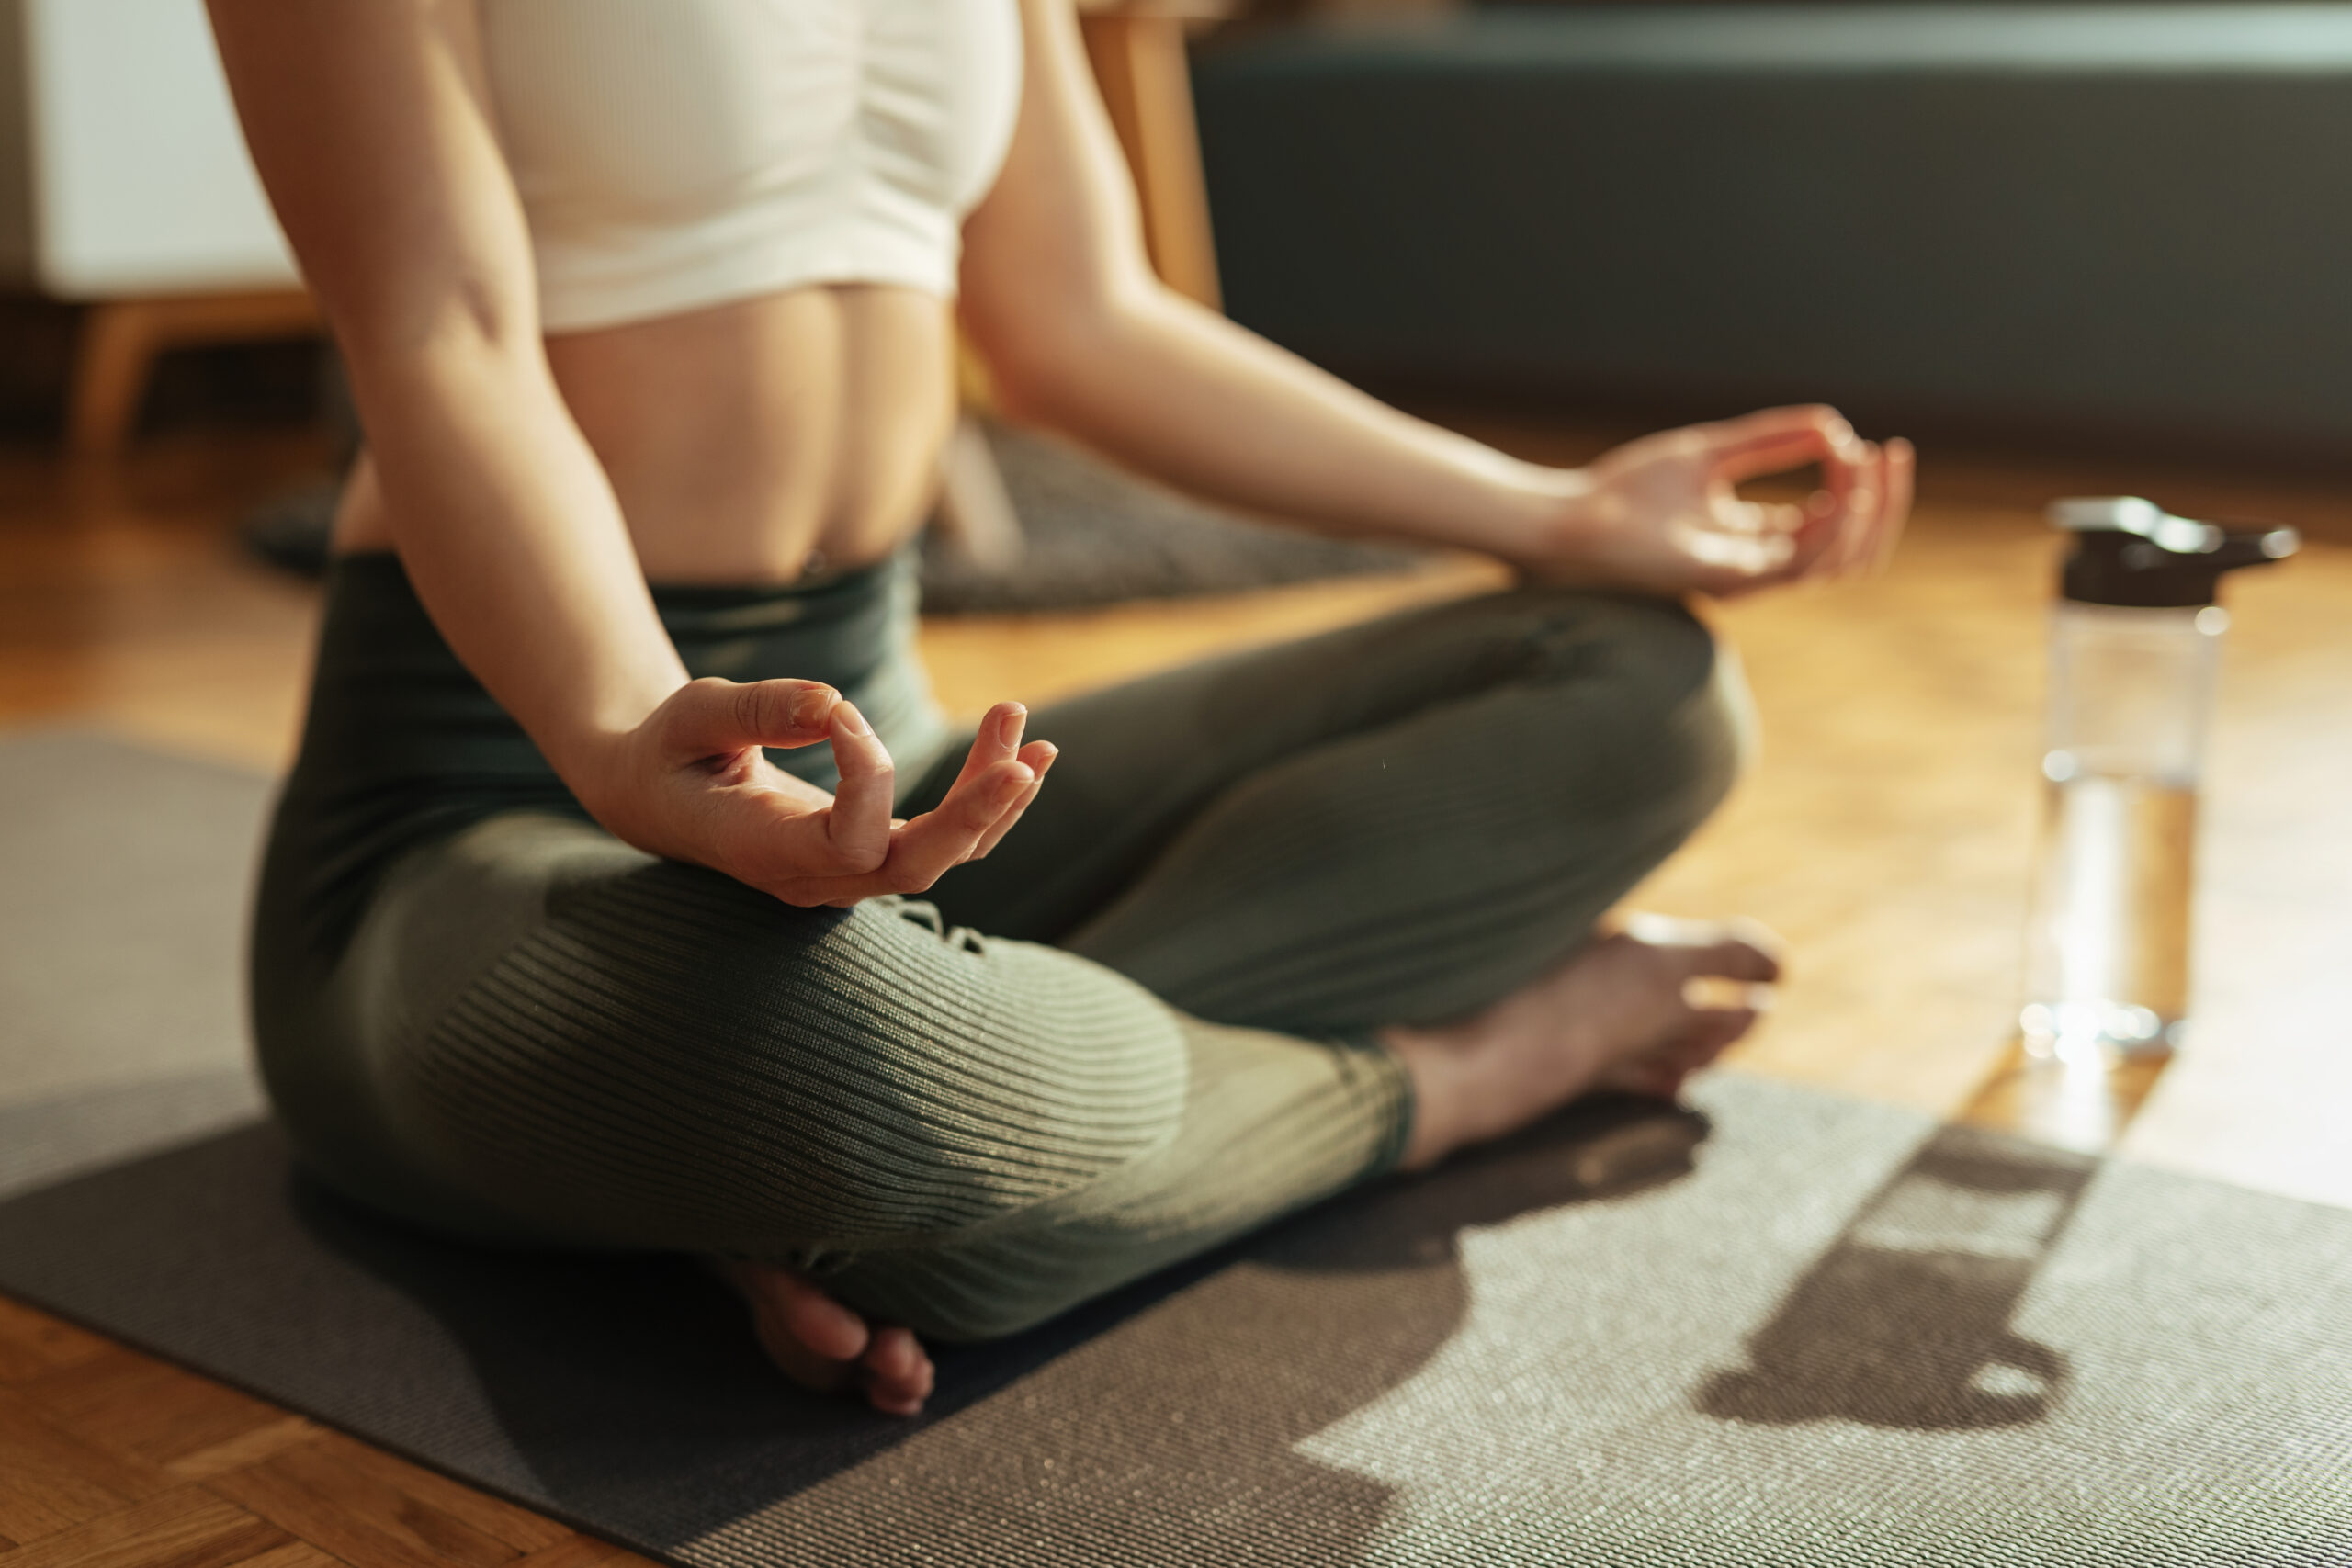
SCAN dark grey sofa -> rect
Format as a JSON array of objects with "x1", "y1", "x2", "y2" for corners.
[{"x1": 1193, "y1": 5, "x2": 2352, "y2": 460}]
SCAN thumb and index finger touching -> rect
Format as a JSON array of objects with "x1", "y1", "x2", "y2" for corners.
[
  {"x1": 671, "y1": 680, "x2": 1057, "y2": 890},
  {"x1": 662, "y1": 676, "x2": 842, "y2": 758},
  {"x1": 1699, "y1": 404, "x2": 1916, "y2": 581},
  {"x1": 1699, "y1": 404, "x2": 1863, "y2": 484},
  {"x1": 660, "y1": 676, "x2": 896, "y2": 873}
]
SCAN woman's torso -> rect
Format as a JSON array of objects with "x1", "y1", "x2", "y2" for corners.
[{"x1": 338, "y1": 0, "x2": 1023, "y2": 582}]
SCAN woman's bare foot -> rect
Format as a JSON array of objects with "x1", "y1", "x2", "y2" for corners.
[
  {"x1": 1382, "y1": 915, "x2": 1782, "y2": 1171},
  {"x1": 720, "y1": 1260, "x2": 935, "y2": 1416}
]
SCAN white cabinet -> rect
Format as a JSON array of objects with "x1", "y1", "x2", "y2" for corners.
[
  {"x1": 1, "y1": 0, "x2": 311, "y2": 453},
  {"x1": 2, "y1": 0, "x2": 294, "y2": 296}
]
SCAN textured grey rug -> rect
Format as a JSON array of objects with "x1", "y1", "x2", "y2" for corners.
[
  {"x1": 4, "y1": 735, "x2": 2349, "y2": 1566},
  {"x1": 915, "y1": 421, "x2": 1426, "y2": 614}
]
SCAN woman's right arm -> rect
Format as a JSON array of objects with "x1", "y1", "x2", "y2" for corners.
[
  {"x1": 209, "y1": 0, "x2": 1051, "y2": 904},
  {"x1": 209, "y1": 0, "x2": 684, "y2": 784}
]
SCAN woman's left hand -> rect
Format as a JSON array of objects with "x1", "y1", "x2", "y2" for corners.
[{"x1": 1522, "y1": 404, "x2": 1913, "y2": 599}]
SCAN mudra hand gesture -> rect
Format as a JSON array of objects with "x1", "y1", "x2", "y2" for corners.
[
  {"x1": 595, "y1": 686, "x2": 1057, "y2": 909},
  {"x1": 1532, "y1": 404, "x2": 1914, "y2": 598}
]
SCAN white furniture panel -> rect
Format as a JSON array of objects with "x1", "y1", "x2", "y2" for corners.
[{"x1": 4, "y1": 0, "x2": 294, "y2": 298}]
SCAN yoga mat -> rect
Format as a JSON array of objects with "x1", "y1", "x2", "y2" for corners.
[
  {"x1": 0, "y1": 729, "x2": 268, "y2": 1198},
  {"x1": 0, "y1": 730, "x2": 266, "y2": 1111},
  {"x1": 2, "y1": 1078, "x2": 2348, "y2": 1567},
  {"x1": 4, "y1": 732, "x2": 2348, "y2": 1564}
]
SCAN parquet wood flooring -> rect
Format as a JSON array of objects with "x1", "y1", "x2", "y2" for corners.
[
  {"x1": 2, "y1": 420, "x2": 2347, "y2": 1566},
  {"x1": 0, "y1": 1303, "x2": 656, "y2": 1568}
]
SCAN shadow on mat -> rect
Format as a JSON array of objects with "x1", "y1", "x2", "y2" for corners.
[
  {"x1": 1698, "y1": 1124, "x2": 2098, "y2": 1430},
  {"x1": 292, "y1": 1092, "x2": 1709, "y2": 1557}
]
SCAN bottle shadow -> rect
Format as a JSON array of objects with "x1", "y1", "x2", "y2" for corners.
[
  {"x1": 1697, "y1": 1123, "x2": 2099, "y2": 1430},
  {"x1": 289, "y1": 1092, "x2": 1712, "y2": 1559}
]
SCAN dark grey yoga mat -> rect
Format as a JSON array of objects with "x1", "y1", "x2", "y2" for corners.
[
  {"x1": 4, "y1": 733, "x2": 2348, "y2": 1564},
  {"x1": 2, "y1": 1077, "x2": 2350, "y2": 1566},
  {"x1": 0, "y1": 729, "x2": 269, "y2": 1198}
]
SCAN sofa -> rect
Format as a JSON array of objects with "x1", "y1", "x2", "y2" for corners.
[{"x1": 1193, "y1": 5, "x2": 2352, "y2": 461}]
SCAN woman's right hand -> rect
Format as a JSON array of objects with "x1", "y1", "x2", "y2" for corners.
[{"x1": 586, "y1": 678, "x2": 1057, "y2": 908}]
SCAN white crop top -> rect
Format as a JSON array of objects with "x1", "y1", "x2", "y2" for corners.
[{"x1": 480, "y1": 0, "x2": 1024, "y2": 333}]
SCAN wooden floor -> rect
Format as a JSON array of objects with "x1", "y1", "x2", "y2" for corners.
[{"x1": 3, "y1": 417, "x2": 2349, "y2": 1568}]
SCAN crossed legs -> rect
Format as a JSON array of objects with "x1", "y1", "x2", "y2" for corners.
[
  {"x1": 300, "y1": 585, "x2": 1770, "y2": 1414},
  {"x1": 729, "y1": 585, "x2": 1777, "y2": 1404}
]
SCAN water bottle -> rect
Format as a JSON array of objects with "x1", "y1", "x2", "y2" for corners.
[{"x1": 2019, "y1": 498, "x2": 2297, "y2": 1063}]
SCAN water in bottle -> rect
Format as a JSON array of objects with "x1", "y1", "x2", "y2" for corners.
[{"x1": 2018, "y1": 499, "x2": 2295, "y2": 1062}]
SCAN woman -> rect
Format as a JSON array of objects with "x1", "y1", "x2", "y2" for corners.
[{"x1": 210, "y1": 0, "x2": 1910, "y2": 1417}]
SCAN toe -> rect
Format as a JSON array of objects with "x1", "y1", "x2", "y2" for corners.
[
  {"x1": 1620, "y1": 912, "x2": 1785, "y2": 984},
  {"x1": 1681, "y1": 1005, "x2": 1761, "y2": 1064},
  {"x1": 864, "y1": 1325, "x2": 922, "y2": 1383},
  {"x1": 729, "y1": 1260, "x2": 869, "y2": 1371},
  {"x1": 1599, "y1": 1005, "x2": 1760, "y2": 1100},
  {"x1": 1612, "y1": 1063, "x2": 1690, "y2": 1100},
  {"x1": 1702, "y1": 941, "x2": 1781, "y2": 986},
  {"x1": 723, "y1": 1262, "x2": 934, "y2": 1411},
  {"x1": 1691, "y1": 919, "x2": 1781, "y2": 984},
  {"x1": 773, "y1": 1279, "x2": 871, "y2": 1363},
  {"x1": 867, "y1": 1386, "x2": 926, "y2": 1418},
  {"x1": 862, "y1": 1326, "x2": 933, "y2": 1416},
  {"x1": 1679, "y1": 974, "x2": 1777, "y2": 1015},
  {"x1": 754, "y1": 1324, "x2": 858, "y2": 1395}
]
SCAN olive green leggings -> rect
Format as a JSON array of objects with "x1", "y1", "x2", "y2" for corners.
[{"x1": 251, "y1": 554, "x2": 1747, "y2": 1341}]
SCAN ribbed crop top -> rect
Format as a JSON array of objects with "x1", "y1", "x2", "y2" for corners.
[{"x1": 479, "y1": 0, "x2": 1024, "y2": 333}]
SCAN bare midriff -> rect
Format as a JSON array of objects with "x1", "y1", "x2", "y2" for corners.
[{"x1": 334, "y1": 282, "x2": 960, "y2": 583}]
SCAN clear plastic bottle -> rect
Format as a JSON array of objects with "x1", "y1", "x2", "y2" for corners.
[{"x1": 2020, "y1": 498, "x2": 2296, "y2": 1062}]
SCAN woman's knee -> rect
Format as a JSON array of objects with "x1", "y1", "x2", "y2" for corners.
[
  {"x1": 1493, "y1": 588, "x2": 1755, "y2": 830},
  {"x1": 391, "y1": 875, "x2": 1192, "y2": 1249},
  {"x1": 1631, "y1": 600, "x2": 1755, "y2": 829}
]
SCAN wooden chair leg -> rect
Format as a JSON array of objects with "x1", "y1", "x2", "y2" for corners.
[
  {"x1": 67, "y1": 289, "x2": 323, "y2": 458},
  {"x1": 1081, "y1": 12, "x2": 1224, "y2": 310},
  {"x1": 69, "y1": 301, "x2": 163, "y2": 457},
  {"x1": 945, "y1": 1, "x2": 1221, "y2": 568}
]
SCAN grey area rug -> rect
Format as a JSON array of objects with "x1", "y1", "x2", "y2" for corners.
[
  {"x1": 4, "y1": 737, "x2": 2350, "y2": 1566},
  {"x1": 914, "y1": 421, "x2": 1426, "y2": 615}
]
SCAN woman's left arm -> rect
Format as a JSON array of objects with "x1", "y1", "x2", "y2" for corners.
[{"x1": 960, "y1": 0, "x2": 1910, "y2": 598}]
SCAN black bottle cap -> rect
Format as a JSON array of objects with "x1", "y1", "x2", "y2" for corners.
[{"x1": 2050, "y1": 497, "x2": 2299, "y2": 608}]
